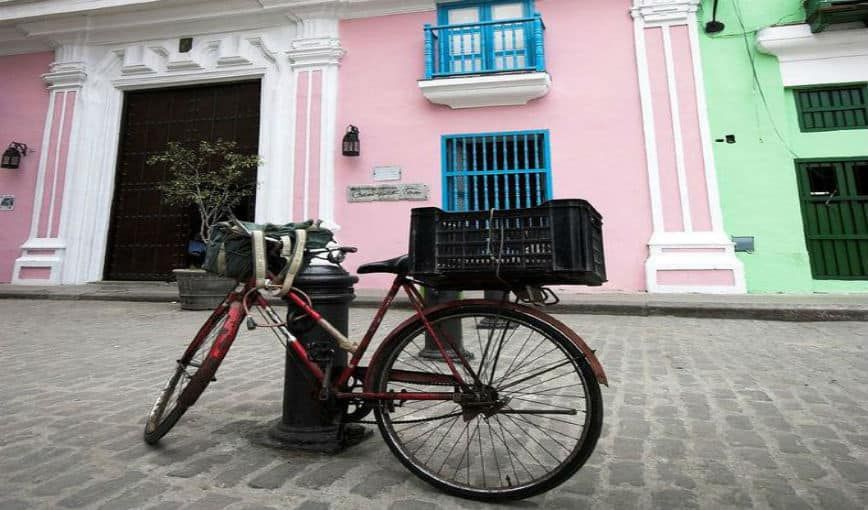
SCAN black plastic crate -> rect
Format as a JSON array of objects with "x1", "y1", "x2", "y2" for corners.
[{"x1": 408, "y1": 199, "x2": 606, "y2": 289}]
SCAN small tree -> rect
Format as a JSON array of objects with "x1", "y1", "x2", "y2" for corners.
[{"x1": 148, "y1": 140, "x2": 260, "y2": 244}]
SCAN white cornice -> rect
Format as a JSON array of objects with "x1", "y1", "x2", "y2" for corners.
[
  {"x1": 342, "y1": 0, "x2": 434, "y2": 19},
  {"x1": 0, "y1": 0, "x2": 165, "y2": 22},
  {"x1": 42, "y1": 60, "x2": 86, "y2": 89},
  {"x1": 0, "y1": 26, "x2": 52, "y2": 55},
  {"x1": 2, "y1": 0, "x2": 435, "y2": 25},
  {"x1": 757, "y1": 23, "x2": 868, "y2": 86},
  {"x1": 3, "y1": 0, "x2": 436, "y2": 51},
  {"x1": 288, "y1": 37, "x2": 344, "y2": 67},
  {"x1": 631, "y1": 0, "x2": 700, "y2": 26}
]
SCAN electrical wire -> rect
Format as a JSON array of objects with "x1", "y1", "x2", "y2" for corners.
[
  {"x1": 705, "y1": 6, "x2": 805, "y2": 39},
  {"x1": 730, "y1": 0, "x2": 801, "y2": 159}
]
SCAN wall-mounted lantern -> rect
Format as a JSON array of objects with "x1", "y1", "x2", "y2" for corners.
[
  {"x1": 705, "y1": 0, "x2": 725, "y2": 33},
  {"x1": 1, "y1": 142, "x2": 28, "y2": 169},
  {"x1": 342, "y1": 125, "x2": 360, "y2": 157}
]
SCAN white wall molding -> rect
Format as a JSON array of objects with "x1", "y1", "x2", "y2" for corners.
[
  {"x1": 757, "y1": 23, "x2": 868, "y2": 87},
  {"x1": 661, "y1": 25, "x2": 693, "y2": 232},
  {"x1": 3, "y1": 0, "x2": 435, "y2": 52},
  {"x1": 0, "y1": 26, "x2": 52, "y2": 56},
  {"x1": 288, "y1": 37, "x2": 345, "y2": 68},
  {"x1": 419, "y1": 72, "x2": 552, "y2": 109},
  {"x1": 11, "y1": 240, "x2": 66, "y2": 285},
  {"x1": 42, "y1": 61, "x2": 87, "y2": 89},
  {"x1": 631, "y1": 0, "x2": 700, "y2": 26}
]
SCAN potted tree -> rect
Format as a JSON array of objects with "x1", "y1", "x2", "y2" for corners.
[{"x1": 148, "y1": 140, "x2": 260, "y2": 310}]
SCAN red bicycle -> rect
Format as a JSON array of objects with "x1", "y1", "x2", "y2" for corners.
[{"x1": 144, "y1": 208, "x2": 607, "y2": 501}]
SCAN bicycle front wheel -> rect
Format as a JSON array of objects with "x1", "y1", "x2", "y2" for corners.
[
  {"x1": 370, "y1": 302, "x2": 603, "y2": 501},
  {"x1": 143, "y1": 303, "x2": 234, "y2": 444}
]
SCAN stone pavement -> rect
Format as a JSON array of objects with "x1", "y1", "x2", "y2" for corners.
[
  {"x1": 1, "y1": 299, "x2": 867, "y2": 509},
  {"x1": 1, "y1": 281, "x2": 867, "y2": 321}
]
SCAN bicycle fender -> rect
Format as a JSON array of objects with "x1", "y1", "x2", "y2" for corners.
[
  {"x1": 516, "y1": 303, "x2": 609, "y2": 387},
  {"x1": 365, "y1": 299, "x2": 608, "y2": 388}
]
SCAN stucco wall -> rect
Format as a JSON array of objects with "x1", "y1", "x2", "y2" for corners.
[
  {"x1": 0, "y1": 52, "x2": 52, "y2": 283},
  {"x1": 698, "y1": 0, "x2": 868, "y2": 293},
  {"x1": 335, "y1": 0, "x2": 651, "y2": 291}
]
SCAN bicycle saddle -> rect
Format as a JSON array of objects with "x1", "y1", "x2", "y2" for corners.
[{"x1": 357, "y1": 255, "x2": 409, "y2": 275}]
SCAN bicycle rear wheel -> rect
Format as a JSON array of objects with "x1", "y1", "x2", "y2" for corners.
[
  {"x1": 370, "y1": 302, "x2": 603, "y2": 501},
  {"x1": 143, "y1": 302, "x2": 236, "y2": 444}
]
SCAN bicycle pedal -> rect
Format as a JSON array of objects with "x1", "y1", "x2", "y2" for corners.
[{"x1": 246, "y1": 317, "x2": 257, "y2": 330}]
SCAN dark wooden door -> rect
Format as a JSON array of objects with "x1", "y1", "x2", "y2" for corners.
[
  {"x1": 796, "y1": 159, "x2": 868, "y2": 280},
  {"x1": 105, "y1": 80, "x2": 260, "y2": 281}
]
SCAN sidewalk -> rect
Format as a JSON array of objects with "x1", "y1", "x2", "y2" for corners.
[{"x1": 1, "y1": 281, "x2": 866, "y2": 321}]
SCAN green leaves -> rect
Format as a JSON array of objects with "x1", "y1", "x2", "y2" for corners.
[{"x1": 147, "y1": 140, "x2": 260, "y2": 243}]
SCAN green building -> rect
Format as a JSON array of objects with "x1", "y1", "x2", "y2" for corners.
[{"x1": 698, "y1": 0, "x2": 868, "y2": 293}]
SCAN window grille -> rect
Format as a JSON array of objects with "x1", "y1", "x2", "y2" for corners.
[
  {"x1": 795, "y1": 86, "x2": 868, "y2": 132},
  {"x1": 443, "y1": 130, "x2": 552, "y2": 212}
]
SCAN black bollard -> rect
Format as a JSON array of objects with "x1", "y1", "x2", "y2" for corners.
[{"x1": 267, "y1": 262, "x2": 363, "y2": 453}]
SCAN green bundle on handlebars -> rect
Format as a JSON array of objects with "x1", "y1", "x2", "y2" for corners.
[{"x1": 203, "y1": 219, "x2": 335, "y2": 281}]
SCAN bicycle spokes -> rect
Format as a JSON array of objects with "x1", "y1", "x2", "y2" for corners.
[{"x1": 376, "y1": 308, "x2": 594, "y2": 494}]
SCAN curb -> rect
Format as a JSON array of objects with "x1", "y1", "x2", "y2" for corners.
[
  {"x1": 1, "y1": 289, "x2": 866, "y2": 322},
  {"x1": 348, "y1": 296, "x2": 868, "y2": 322}
]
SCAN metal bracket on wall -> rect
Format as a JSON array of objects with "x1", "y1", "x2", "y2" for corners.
[{"x1": 732, "y1": 236, "x2": 755, "y2": 253}]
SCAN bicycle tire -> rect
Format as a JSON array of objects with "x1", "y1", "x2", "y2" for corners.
[
  {"x1": 143, "y1": 302, "x2": 236, "y2": 444},
  {"x1": 369, "y1": 302, "x2": 603, "y2": 501}
]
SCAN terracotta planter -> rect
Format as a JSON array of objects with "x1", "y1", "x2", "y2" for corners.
[{"x1": 173, "y1": 269, "x2": 236, "y2": 311}]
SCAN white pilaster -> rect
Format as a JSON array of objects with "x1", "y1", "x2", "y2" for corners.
[
  {"x1": 12, "y1": 43, "x2": 86, "y2": 285},
  {"x1": 631, "y1": 0, "x2": 745, "y2": 293},
  {"x1": 287, "y1": 5, "x2": 345, "y2": 229}
]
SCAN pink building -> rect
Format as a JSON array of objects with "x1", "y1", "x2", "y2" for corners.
[{"x1": 0, "y1": 0, "x2": 744, "y2": 293}]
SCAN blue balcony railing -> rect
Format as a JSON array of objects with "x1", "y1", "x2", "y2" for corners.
[{"x1": 424, "y1": 14, "x2": 546, "y2": 80}]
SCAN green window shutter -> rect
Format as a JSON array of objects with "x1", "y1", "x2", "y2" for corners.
[
  {"x1": 796, "y1": 159, "x2": 868, "y2": 280},
  {"x1": 795, "y1": 85, "x2": 868, "y2": 132}
]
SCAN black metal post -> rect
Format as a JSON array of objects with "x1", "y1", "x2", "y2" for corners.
[
  {"x1": 267, "y1": 262, "x2": 366, "y2": 453},
  {"x1": 478, "y1": 289, "x2": 515, "y2": 329},
  {"x1": 419, "y1": 288, "x2": 474, "y2": 360}
]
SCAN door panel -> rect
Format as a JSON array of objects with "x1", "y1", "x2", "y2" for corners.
[
  {"x1": 105, "y1": 80, "x2": 260, "y2": 281},
  {"x1": 797, "y1": 160, "x2": 868, "y2": 279}
]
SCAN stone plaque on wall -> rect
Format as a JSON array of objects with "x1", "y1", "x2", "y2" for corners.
[
  {"x1": 347, "y1": 184, "x2": 429, "y2": 202},
  {"x1": 373, "y1": 166, "x2": 402, "y2": 182}
]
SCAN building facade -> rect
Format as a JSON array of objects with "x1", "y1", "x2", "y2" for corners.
[
  {"x1": 698, "y1": 0, "x2": 868, "y2": 293},
  {"x1": 0, "y1": 0, "x2": 744, "y2": 293}
]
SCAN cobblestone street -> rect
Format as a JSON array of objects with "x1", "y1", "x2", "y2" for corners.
[{"x1": 1, "y1": 299, "x2": 867, "y2": 509}]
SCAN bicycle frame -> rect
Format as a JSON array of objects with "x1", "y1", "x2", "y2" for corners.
[{"x1": 212, "y1": 276, "x2": 471, "y2": 404}]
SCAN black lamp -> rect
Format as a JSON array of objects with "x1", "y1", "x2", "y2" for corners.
[
  {"x1": 342, "y1": 125, "x2": 360, "y2": 157},
  {"x1": 705, "y1": 0, "x2": 725, "y2": 33},
  {"x1": 1, "y1": 142, "x2": 28, "y2": 169}
]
